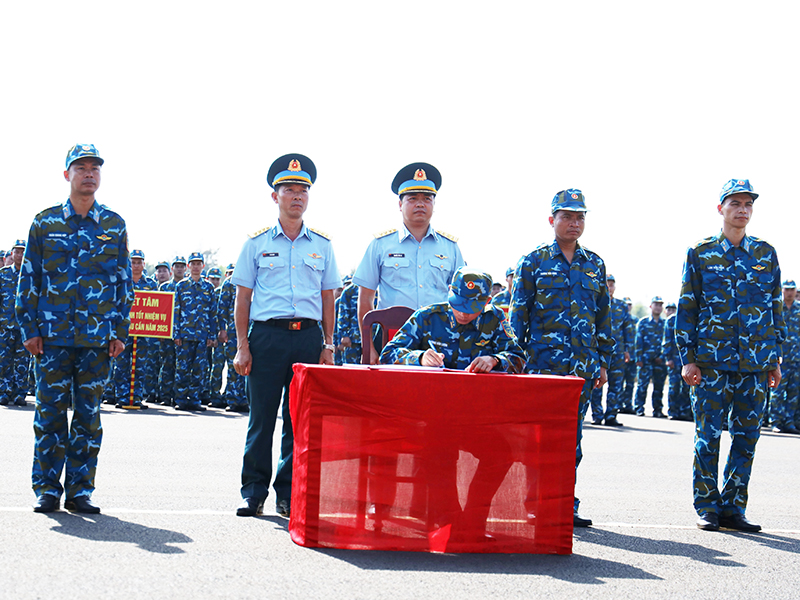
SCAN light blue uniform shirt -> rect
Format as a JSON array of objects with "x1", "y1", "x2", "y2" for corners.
[
  {"x1": 231, "y1": 221, "x2": 340, "y2": 322},
  {"x1": 353, "y1": 224, "x2": 465, "y2": 310}
]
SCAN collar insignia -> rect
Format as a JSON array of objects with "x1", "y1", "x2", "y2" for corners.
[{"x1": 97, "y1": 234, "x2": 113, "y2": 242}]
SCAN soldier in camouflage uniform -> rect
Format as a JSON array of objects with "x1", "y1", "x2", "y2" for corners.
[
  {"x1": 634, "y1": 297, "x2": 667, "y2": 417},
  {"x1": 0, "y1": 239, "x2": 29, "y2": 406},
  {"x1": 510, "y1": 189, "x2": 613, "y2": 528},
  {"x1": 157, "y1": 256, "x2": 185, "y2": 406},
  {"x1": 113, "y1": 249, "x2": 157, "y2": 409},
  {"x1": 677, "y1": 179, "x2": 784, "y2": 533},
  {"x1": 769, "y1": 280, "x2": 800, "y2": 434},
  {"x1": 217, "y1": 263, "x2": 248, "y2": 411},
  {"x1": 619, "y1": 297, "x2": 637, "y2": 414},
  {"x1": 18, "y1": 144, "x2": 133, "y2": 514},
  {"x1": 206, "y1": 267, "x2": 226, "y2": 407},
  {"x1": 489, "y1": 266, "x2": 514, "y2": 316},
  {"x1": 335, "y1": 276, "x2": 363, "y2": 365},
  {"x1": 173, "y1": 252, "x2": 217, "y2": 411},
  {"x1": 589, "y1": 274, "x2": 634, "y2": 426},
  {"x1": 381, "y1": 268, "x2": 524, "y2": 542},
  {"x1": 662, "y1": 301, "x2": 692, "y2": 421}
]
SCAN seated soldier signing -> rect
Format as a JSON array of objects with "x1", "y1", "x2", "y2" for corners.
[{"x1": 380, "y1": 267, "x2": 525, "y2": 373}]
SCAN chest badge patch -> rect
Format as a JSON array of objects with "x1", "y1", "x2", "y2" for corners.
[
  {"x1": 96, "y1": 234, "x2": 112, "y2": 242},
  {"x1": 586, "y1": 271, "x2": 597, "y2": 278},
  {"x1": 752, "y1": 265, "x2": 766, "y2": 271},
  {"x1": 308, "y1": 253, "x2": 322, "y2": 259},
  {"x1": 435, "y1": 254, "x2": 448, "y2": 260}
]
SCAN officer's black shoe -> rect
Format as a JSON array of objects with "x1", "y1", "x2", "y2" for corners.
[
  {"x1": 696, "y1": 513, "x2": 719, "y2": 531},
  {"x1": 604, "y1": 416, "x2": 623, "y2": 427},
  {"x1": 64, "y1": 496, "x2": 101, "y2": 514},
  {"x1": 573, "y1": 511, "x2": 592, "y2": 527},
  {"x1": 652, "y1": 411, "x2": 666, "y2": 418},
  {"x1": 236, "y1": 497, "x2": 264, "y2": 517},
  {"x1": 276, "y1": 498, "x2": 291, "y2": 517},
  {"x1": 33, "y1": 494, "x2": 59, "y2": 513},
  {"x1": 719, "y1": 513, "x2": 761, "y2": 532}
]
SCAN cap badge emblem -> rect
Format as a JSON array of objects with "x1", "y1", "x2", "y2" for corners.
[
  {"x1": 288, "y1": 159, "x2": 301, "y2": 172},
  {"x1": 82, "y1": 145, "x2": 91, "y2": 151},
  {"x1": 737, "y1": 180, "x2": 745, "y2": 185},
  {"x1": 413, "y1": 169, "x2": 427, "y2": 181},
  {"x1": 466, "y1": 281, "x2": 475, "y2": 289},
  {"x1": 571, "y1": 193, "x2": 578, "y2": 199}
]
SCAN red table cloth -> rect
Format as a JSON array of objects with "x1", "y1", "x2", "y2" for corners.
[{"x1": 289, "y1": 364, "x2": 583, "y2": 554}]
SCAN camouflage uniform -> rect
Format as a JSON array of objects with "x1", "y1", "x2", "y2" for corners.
[
  {"x1": 662, "y1": 312, "x2": 691, "y2": 419},
  {"x1": 17, "y1": 197, "x2": 133, "y2": 501},
  {"x1": 334, "y1": 282, "x2": 362, "y2": 365},
  {"x1": 676, "y1": 227, "x2": 785, "y2": 519},
  {"x1": 216, "y1": 277, "x2": 247, "y2": 410},
  {"x1": 590, "y1": 296, "x2": 634, "y2": 422},
  {"x1": 207, "y1": 282, "x2": 225, "y2": 405},
  {"x1": 634, "y1": 316, "x2": 667, "y2": 416},
  {"x1": 0, "y1": 262, "x2": 28, "y2": 405},
  {"x1": 490, "y1": 288, "x2": 510, "y2": 313},
  {"x1": 770, "y1": 298, "x2": 800, "y2": 429},
  {"x1": 157, "y1": 275, "x2": 180, "y2": 404},
  {"x1": 510, "y1": 226, "x2": 613, "y2": 514},
  {"x1": 173, "y1": 274, "x2": 217, "y2": 409},
  {"x1": 113, "y1": 274, "x2": 157, "y2": 406}
]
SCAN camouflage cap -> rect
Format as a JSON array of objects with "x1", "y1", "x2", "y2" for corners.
[
  {"x1": 172, "y1": 255, "x2": 187, "y2": 266},
  {"x1": 606, "y1": 274, "x2": 615, "y2": 282},
  {"x1": 3, "y1": 250, "x2": 10, "y2": 258},
  {"x1": 207, "y1": 267, "x2": 222, "y2": 278},
  {"x1": 623, "y1": 297, "x2": 632, "y2": 304},
  {"x1": 156, "y1": 260, "x2": 170, "y2": 269},
  {"x1": 783, "y1": 280, "x2": 797, "y2": 289},
  {"x1": 551, "y1": 189, "x2": 587, "y2": 214},
  {"x1": 665, "y1": 301, "x2": 677, "y2": 309},
  {"x1": 130, "y1": 249, "x2": 145, "y2": 260},
  {"x1": 66, "y1": 144, "x2": 104, "y2": 169},
  {"x1": 505, "y1": 266, "x2": 515, "y2": 278},
  {"x1": 448, "y1": 267, "x2": 492, "y2": 314},
  {"x1": 651, "y1": 296, "x2": 664, "y2": 303},
  {"x1": 720, "y1": 179, "x2": 758, "y2": 204},
  {"x1": 226, "y1": 263, "x2": 235, "y2": 272},
  {"x1": 11, "y1": 239, "x2": 26, "y2": 249},
  {"x1": 188, "y1": 252, "x2": 204, "y2": 263}
]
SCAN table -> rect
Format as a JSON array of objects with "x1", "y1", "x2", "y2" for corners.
[{"x1": 289, "y1": 364, "x2": 583, "y2": 554}]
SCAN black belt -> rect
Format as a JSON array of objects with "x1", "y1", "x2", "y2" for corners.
[{"x1": 261, "y1": 318, "x2": 319, "y2": 331}]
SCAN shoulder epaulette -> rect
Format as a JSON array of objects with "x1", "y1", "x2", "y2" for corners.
[
  {"x1": 436, "y1": 229, "x2": 459, "y2": 242},
  {"x1": 248, "y1": 226, "x2": 271, "y2": 239},
  {"x1": 373, "y1": 228, "x2": 397, "y2": 239},
  {"x1": 308, "y1": 227, "x2": 330, "y2": 240},
  {"x1": 694, "y1": 236, "x2": 718, "y2": 248}
]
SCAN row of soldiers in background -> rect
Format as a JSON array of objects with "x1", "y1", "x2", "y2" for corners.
[{"x1": 96, "y1": 252, "x2": 248, "y2": 412}]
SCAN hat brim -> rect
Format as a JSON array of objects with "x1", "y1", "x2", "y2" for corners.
[{"x1": 448, "y1": 290, "x2": 489, "y2": 314}]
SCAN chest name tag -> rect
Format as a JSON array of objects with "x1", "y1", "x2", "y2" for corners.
[
  {"x1": 47, "y1": 233, "x2": 68, "y2": 239},
  {"x1": 388, "y1": 253, "x2": 405, "y2": 258},
  {"x1": 262, "y1": 252, "x2": 279, "y2": 257}
]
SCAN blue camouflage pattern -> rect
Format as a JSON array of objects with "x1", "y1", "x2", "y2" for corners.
[
  {"x1": 113, "y1": 275, "x2": 157, "y2": 405},
  {"x1": 590, "y1": 296, "x2": 635, "y2": 420},
  {"x1": 662, "y1": 312, "x2": 691, "y2": 419},
  {"x1": 334, "y1": 282, "x2": 361, "y2": 365},
  {"x1": 770, "y1": 300, "x2": 800, "y2": 428},
  {"x1": 635, "y1": 315, "x2": 667, "y2": 415},
  {"x1": 173, "y1": 276, "x2": 217, "y2": 408},
  {"x1": 216, "y1": 277, "x2": 247, "y2": 409},
  {"x1": 380, "y1": 303, "x2": 525, "y2": 373},
  {"x1": 157, "y1": 278, "x2": 180, "y2": 403},
  {"x1": 0, "y1": 264, "x2": 28, "y2": 404}
]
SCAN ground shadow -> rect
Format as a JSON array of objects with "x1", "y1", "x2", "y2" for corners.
[{"x1": 46, "y1": 511, "x2": 193, "y2": 554}]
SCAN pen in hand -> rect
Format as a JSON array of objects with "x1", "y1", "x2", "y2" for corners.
[{"x1": 424, "y1": 339, "x2": 445, "y2": 368}]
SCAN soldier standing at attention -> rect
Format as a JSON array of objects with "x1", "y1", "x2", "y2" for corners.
[
  {"x1": 217, "y1": 263, "x2": 248, "y2": 411},
  {"x1": 335, "y1": 276, "x2": 364, "y2": 365},
  {"x1": 662, "y1": 301, "x2": 691, "y2": 421},
  {"x1": 619, "y1": 297, "x2": 637, "y2": 414},
  {"x1": 677, "y1": 179, "x2": 784, "y2": 532},
  {"x1": 769, "y1": 280, "x2": 800, "y2": 434},
  {"x1": 634, "y1": 297, "x2": 667, "y2": 417},
  {"x1": 509, "y1": 189, "x2": 613, "y2": 528},
  {"x1": 113, "y1": 249, "x2": 157, "y2": 409},
  {"x1": 173, "y1": 252, "x2": 217, "y2": 411},
  {"x1": 0, "y1": 239, "x2": 29, "y2": 406},
  {"x1": 206, "y1": 267, "x2": 226, "y2": 407},
  {"x1": 232, "y1": 154, "x2": 339, "y2": 518},
  {"x1": 157, "y1": 256, "x2": 185, "y2": 406},
  {"x1": 490, "y1": 267, "x2": 515, "y2": 315},
  {"x1": 353, "y1": 163, "x2": 465, "y2": 362},
  {"x1": 18, "y1": 144, "x2": 133, "y2": 513}
]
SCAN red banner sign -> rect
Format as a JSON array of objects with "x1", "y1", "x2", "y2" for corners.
[{"x1": 129, "y1": 290, "x2": 175, "y2": 339}]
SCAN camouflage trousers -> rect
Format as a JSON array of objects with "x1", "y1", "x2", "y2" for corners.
[
  {"x1": 223, "y1": 337, "x2": 247, "y2": 408},
  {"x1": 338, "y1": 345, "x2": 362, "y2": 365},
  {"x1": 769, "y1": 360, "x2": 799, "y2": 428},
  {"x1": 113, "y1": 337, "x2": 150, "y2": 403},
  {"x1": 667, "y1": 364, "x2": 691, "y2": 419},
  {"x1": 175, "y1": 340, "x2": 209, "y2": 407},
  {"x1": 620, "y1": 359, "x2": 637, "y2": 410},
  {"x1": 32, "y1": 345, "x2": 110, "y2": 499},
  {"x1": 590, "y1": 352, "x2": 625, "y2": 420},
  {"x1": 209, "y1": 344, "x2": 225, "y2": 401},
  {"x1": 635, "y1": 362, "x2": 667, "y2": 414},
  {"x1": 691, "y1": 368, "x2": 768, "y2": 517},
  {"x1": 158, "y1": 339, "x2": 177, "y2": 402},
  {"x1": 142, "y1": 339, "x2": 159, "y2": 399},
  {"x1": 0, "y1": 328, "x2": 29, "y2": 403}
]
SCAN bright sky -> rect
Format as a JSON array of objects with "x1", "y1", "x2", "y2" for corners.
[{"x1": 2, "y1": 1, "x2": 798, "y2": 307}]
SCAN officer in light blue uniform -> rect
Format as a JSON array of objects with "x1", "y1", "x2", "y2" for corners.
[
  {"x1": 353, "y1": 162, "x2": 465, "y2": 362},
  {"x1": 232, "y1": 154, "x2": 340, "y2": 518}
]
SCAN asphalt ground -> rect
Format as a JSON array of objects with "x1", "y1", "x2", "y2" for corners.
[{"x1": 1, "y1": 395, "x2": 799, "y2": 600}]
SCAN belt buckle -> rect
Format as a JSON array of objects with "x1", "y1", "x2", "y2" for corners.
[{"x1": 289, "y1": 321, "x2": 301, "y2": 331}]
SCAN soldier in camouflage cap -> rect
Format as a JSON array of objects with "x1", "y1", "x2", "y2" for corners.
[
  {"x1": 509, "y1": 189, "x2": 613, "y2": 528},
  {"x1": 0, "y1": 239, "x2": 29, "y2": 406},
  {"x1": 216, "y1": 269, "x2": 248, "y2": 411},
  {"x1": 769, "y1": 280, "x2": 800, "y2": 434},
  {"x1": 334, "y1": 276, "x2": 364, "y2": 365},
  {"x1": 156, "y1": 255, "x2": 186, "y2": 406},
  {"x1": 634, "y1": 296, "x2": 667, "y2": 417},
  {"x1": 676, "y1": 178, "x2": 784, "y2": 532},
  {"x1": 662, "y1": 301, "x2": 691, "y2": 421},
  {"x1": 18, "y1": 144, "x2": 133, "y2": 514}
]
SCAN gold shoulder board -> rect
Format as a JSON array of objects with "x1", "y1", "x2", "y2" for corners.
[
  {"x1": 308, "y1": 227, "x2": 331, "y2": 240},
  {"x1": 248, "y1": 226, "x2": 271, "y2": 239},
  {"x1": 374, "y1": 228, "x2": 398, "y2": 239},
  {"x1": 436, "y1": 229, "x2": 459, "y2": 242}
]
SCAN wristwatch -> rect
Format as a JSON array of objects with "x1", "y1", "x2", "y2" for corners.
[{"x1": 323, "y1": 344, "x2": 336, "y2": 352}]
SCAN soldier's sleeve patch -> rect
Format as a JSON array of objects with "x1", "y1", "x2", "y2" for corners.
[
  {"x1": 308, "y1": 227, "x2": 330, "y2": 240},
  {"x1": 502, "y1": 319, "x2": 515, "y2": 338},
  {"x1": 373, "y1": 228, "x2": 398, "y2": 239},
  {"x1": 248, "y1": 226, "x2": 271, "y2": 239},
  {"x1": 435, "y1": 229, "x2": 459, "y2": 242}
]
